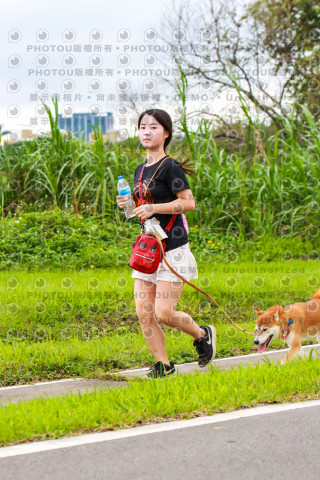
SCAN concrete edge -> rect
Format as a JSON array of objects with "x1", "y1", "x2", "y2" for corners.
[{"x1": 117, "y1": 344, "x2": 320, "y2": 377}]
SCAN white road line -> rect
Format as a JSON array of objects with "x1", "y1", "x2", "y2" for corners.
[
  {"x1": 1, "y1": 399, "x2": 320, "y2": 458},
  {"x1": 0, "y1": 378, "x2": 83, "y2": 392}
]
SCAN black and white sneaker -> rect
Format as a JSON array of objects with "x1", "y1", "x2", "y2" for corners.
[
  {"x1": 146, "y1": 361, "x2": 175, "y2": 379},
  {"x1": 193, "y1": 325, "x2": 216, "y2": 367}
]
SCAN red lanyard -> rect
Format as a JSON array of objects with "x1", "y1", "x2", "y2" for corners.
[
  {"x1": 137, "y1": 156, "x2": 176, "y2": 230},
  {"x1": 138, "y1": 163, "x2": 147, "y2": 208}
]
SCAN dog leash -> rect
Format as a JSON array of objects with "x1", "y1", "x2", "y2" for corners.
[
  {"x1": 137, "y1": 156, "x2": 254, "y2": 337},
  {"x1": 155, "y1": 236, "x2": 255, "y2": 337}
]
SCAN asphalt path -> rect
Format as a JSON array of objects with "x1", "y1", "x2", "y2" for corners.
[
  {"x1": 1, "y1": 400, "x2": 320, "y2": 479},
  {"x1": 1, "y1": 345, "x2": 320, "y2": 479},
  {"x1": 0, "y1": 378, "x2": 127, "y2": 404}
]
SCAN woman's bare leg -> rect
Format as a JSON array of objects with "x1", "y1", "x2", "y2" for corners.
[
  {"x1": 154, "y1": 280, "x2": 206, "y2": 339},
  {"x1": 134, "y1": 278, "x2": 171, "y2": 365}
]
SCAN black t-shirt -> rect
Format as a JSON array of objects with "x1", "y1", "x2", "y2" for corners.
[{"x1": 132, "y1": 155, "x2": 191, "y2": 252}]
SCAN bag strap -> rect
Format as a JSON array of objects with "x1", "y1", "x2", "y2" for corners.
[
  {"x1": 161, "y1": 213, "x2": 178, "y2": 251},
  {"x1": 138, "y1": 155, "x2": 169, "y2": 207},
  {"x1": 165, "y1": 214, "x2": 176, "y2": 231},
  {"x1": 138, "y1": 155, "x2": 176, "y2": 230}
]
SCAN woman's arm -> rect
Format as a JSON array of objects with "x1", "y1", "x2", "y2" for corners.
[{"x1": 154, "y1": 189, "x2": 195, "y2": 214}]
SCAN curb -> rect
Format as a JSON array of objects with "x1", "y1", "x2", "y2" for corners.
[{"x1": 118, "y1": 343, "x2": 320, "y2": 378}]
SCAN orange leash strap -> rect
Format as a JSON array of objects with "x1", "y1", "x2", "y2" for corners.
[{"x1": 156, "y1": 237, "x2": 255, "y2": 337}]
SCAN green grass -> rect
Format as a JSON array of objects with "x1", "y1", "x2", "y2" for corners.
[
  {"x1": 1, "y1": 209, "x2": 318, "y2": 271},
  {"x1": 1, "y1": 97, "x2": 319, "y2": 445},
  {"x1": 1, "y1": 98, "x2": 320, "y2": 242},
  {"x1": 1, "y1": 355, "x2": 320, "y2": 447},
  {"x1": 0, "y1": 259, "x2": 319, "y2": 386},
  {"x1": 0, "y1": 325, "x2": 257, "y2": 386}
]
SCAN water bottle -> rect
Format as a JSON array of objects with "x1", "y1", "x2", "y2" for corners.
[{"x1": 117, "y1": 176, "x2": 136, "y2": 218}]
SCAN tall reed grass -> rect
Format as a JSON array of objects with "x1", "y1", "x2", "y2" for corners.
[{"x1": 0, "y1": 95, "x2": 319, "y2": 241}]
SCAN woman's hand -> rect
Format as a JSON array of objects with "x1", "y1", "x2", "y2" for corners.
[
  {"x1": 133, "y1": 203, "x2": 156, "y2": 221},
  {"x1": 116, "y1": 195, "x2": 129, "y2": 209}
]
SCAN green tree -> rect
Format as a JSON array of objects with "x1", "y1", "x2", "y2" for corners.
[
  {"x1": 248, "y1": 0, "x2": 320, "y2": 117},
  {"x1": 156, "y1": 0, "x2": 320, "y2": 126}
]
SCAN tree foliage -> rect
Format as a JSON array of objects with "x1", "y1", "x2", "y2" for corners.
[
  {"x1": 248, "y1": 0, "x2": 320, "y2": 117},
  {"x1": 159, "y1": 0, "x2": 320, "y2": 125}
]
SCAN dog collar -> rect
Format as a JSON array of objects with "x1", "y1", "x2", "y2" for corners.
[{"x1": 282, "y1": 318, "x2": 293, "y2": 338}]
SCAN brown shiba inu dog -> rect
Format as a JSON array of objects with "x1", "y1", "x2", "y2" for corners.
[{"x1": 254, "y1": 288, "x2": 320, "y2": 364}]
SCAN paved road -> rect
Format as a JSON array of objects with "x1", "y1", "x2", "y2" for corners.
[
  {"x1": 1, "y1": 401, "x2": 320, "y2": 479},
  {"x1": 1, "y1": 345, "x2": 319, "y2": 479},
  {"x1": 0, "y1": 378, "x2": 127, "y2": 405}
]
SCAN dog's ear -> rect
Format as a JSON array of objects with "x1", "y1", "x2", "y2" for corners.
[
  {"x1": 255, "y1": 306, "x2": 264, "y2": 315},
  {"x1": 273, "y1": 305, "x2": 284, "y2": 321}
]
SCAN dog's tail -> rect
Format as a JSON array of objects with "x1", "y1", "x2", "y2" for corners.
[{"x1": 311, "y1": 288, "x2": 320, "y2": 300}]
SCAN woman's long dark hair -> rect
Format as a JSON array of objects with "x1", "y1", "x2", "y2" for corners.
[{"x1": 138, "y1": 108, "x2": 197, "y2": 178}]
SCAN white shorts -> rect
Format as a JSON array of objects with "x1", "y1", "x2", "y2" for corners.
[{"x1": 131, "y1": 242, "x2": 198, "y2": 285}]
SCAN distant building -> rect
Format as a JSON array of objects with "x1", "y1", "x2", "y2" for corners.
[
  {"x1": 58, "y1": 112, "x2": 113, "y2": 141},
  {"x1": 4, "y1": 129, "x2": 42, "y2": 144},
  {"x1": 21, "y1": 129, "x2": 34, "y2": 140}
]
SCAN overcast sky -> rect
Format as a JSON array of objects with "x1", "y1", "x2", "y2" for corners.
[
  {"x1": 1, "y1": 0, "x2": 280, "y2": 141},
  {"x1": 1, "y1": 0, "x2": 180, "y2": 140}
]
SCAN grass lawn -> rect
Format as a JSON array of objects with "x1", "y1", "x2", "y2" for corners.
[{"x1": 0, "y1": 259, "x2": 319, "y2": 386}]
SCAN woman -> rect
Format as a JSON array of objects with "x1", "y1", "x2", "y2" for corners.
[{"x1": 117, "y1": 108, "x2": 216, "y2": 378}]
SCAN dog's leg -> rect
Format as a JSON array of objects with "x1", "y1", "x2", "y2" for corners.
[{"x1": 286, "y1": 338, "x2": 302, "y2": 362}]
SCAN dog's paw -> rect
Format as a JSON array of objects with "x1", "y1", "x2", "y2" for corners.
[{"x1": 281, "y1": 357, "x2": 287, "y2": 365}]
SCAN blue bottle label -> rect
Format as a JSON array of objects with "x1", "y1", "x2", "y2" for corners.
[{"x1": 118, "y1": 187, "x2": 131, "y2": 195}]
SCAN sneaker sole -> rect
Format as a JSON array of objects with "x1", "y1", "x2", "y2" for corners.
[
  {"x1": 199, "y1": 325, "x2": 216, "y2": 367},
  {"x1": 145, "y1": 366, "x2": 176, "y2": 379}
]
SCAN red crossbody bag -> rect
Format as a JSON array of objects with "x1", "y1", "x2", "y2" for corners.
[{"x1": 129, "y1": 156, "x2": 177, "y2": 274}]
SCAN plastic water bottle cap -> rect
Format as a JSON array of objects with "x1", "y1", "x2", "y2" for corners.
[{"x1": 118, "y1": 176, "x2": 123, "y2": 179}]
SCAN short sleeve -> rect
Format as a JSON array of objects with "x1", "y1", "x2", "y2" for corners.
[{"x1": 165, "y1": 159, "x2": 191, "y2": 195}]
